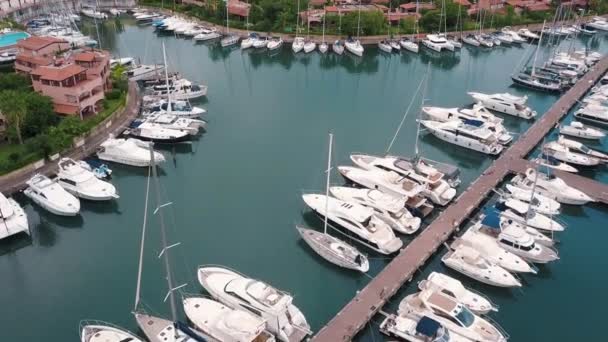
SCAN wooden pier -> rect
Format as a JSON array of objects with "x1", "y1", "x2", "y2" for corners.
[{"x1": 312, "y1": 57, "x2": 608, "y2": 342}]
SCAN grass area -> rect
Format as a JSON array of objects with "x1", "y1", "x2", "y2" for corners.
[{"x1": 0, "y1": 143, "x2": 41, "y2": 175}]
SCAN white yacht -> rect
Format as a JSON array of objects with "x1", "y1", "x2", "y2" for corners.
[
  {"x1": 586, "y1": 18, "x2": 608, "y2": 31},
  {"x1": 345, "y1": 37, "x2": 364, "y2": 56},
  {"x1": 134, "y1": 312, "x2": 205, "y2": 342},
  {"x1": 292, "y1": 37, "x2": 305, "y2": 53},
  {"x1": 337, "y1": 166, "x2": 429, "y2": 208},
  {"x1": 194, "y1": 28, "x2": 221, "y2": 41},
  {"x1": 97, "y1": 137, "x2": 166, "y2": 167},
  {"x1": 56, "y1": 158, "x2": 118, "y2": 201},
  {"x1": 183, "y1": 296, "x2": 275, "y2": 342},
  {"x1": 267, "y1": 37, "x2": 283, "y2": 51},
  {"x1": 197, "y1": 266, "x2": 311, "y2": 342},
  {"x1": 418, "y1": 272, "x2": 497, "y2": 315},
  {"x1": 380, "y1": 314, "x2": 474, "y2": 342},
  {"x1": 501, "y1": 27, "x2": 526, "y2": 43},
  {"x1": 542, "y1": 141, "x2": 601, "y2": 166},
  {"x1": 124, "y1": 64, "x2": 165, "y2": 81},
  {"x1": 241, "y1": 32, "x2": 258, "y2": 49},
  {"x1": 517, "y1": 28, "x2": 540, "y2": 40},
  {"x1": 441, "y1": 245, "x2": 521, "y2": 288},
  {"x1": 399, "y1": 290, "x2": 509, "y2": 342},
  {"x1": 422, "y1": 34, "x2": 454, "y2": 52},
  {"x1": 477, "y1": 214, "x2": 559, "y2": 264},
  {"x1": 557, "y1": 136, "x2": 608, "y2": 163},
  {"x1": 144, "y1": 99, "x2": 206, "y2": 118},
  {"x1": 378, "y1": 40, "x2": 393, "y2": 53},
  {"x1": 302, "y1": 194, "x2": 403, "y2": 254},
  {"x1": 423, "y1": 104, "x2": 503, "y2": 126},
  {"x1": 400, "y1": 37, "x2": 419, "y2": 53},
  {"x1": 511, "y1": 168, "x2": 594, "y2": 205},
  {"x1": 147, "y1": 78, "x2": 207, "y2": 100},
  {"x1": 254, "y1": 36, "x2": 269, "y2": 49},
  {"x1": 329, "y1": 186, "x2": 421, "y2": 234},
  {"x1": 467, "y1": 92, "x2": 537, "y2": 119},
  {"x1": 462, "y1": 34, "x2": 480, "y2": 47},
  {"x1": 303, "y1": 39, "x2": 316, "y2": 53},
  {"x1": 530, "y1": 155, "x2": 579, "y2": 173},
  {"x1": 0, "y1": 192, "x2": 29, "y2": 240},
  {"x1": 453, "y1": 225, "x2": 536, "y2": 274},
  {"x1": 296, "y1": 226, "x2": 369, "y2": 272},
  {"x1": 350, "y1": 154, "x2": 456, "y2": 206},
  {"x1": 80, "y1": 321, "x2": 145, "y2": 342},
  {"x1": 332, "y1": 40, "x2": 345, "y2": 55},
  {"x1": 420, "y1": 120, "x2": 504, "y2": 155},
  {"x1": 126, "y1": 121, "x2": 191, "y2": 144},
  {"x1": 24, "y1": 174, "x2": 80, "y2": 216},
  {"x1": 574, "y1": 106, "x2": 608, "y2": 126},
  {"x1": 504, "y1": 184, "x2": 560, "y2": 216},
  {"x1": 141, "y1": 114, "x2": 206, "y2": 135},
  {"x1": 494, "y1": 199, "x2": 564, "y2": 232},
  {"x1": 559, "y1": 121, "x2": 605, "y2": 140}
]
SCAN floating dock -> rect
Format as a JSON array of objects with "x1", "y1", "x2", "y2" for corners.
[{"x1": 312, "y1": 57, "x2": 608, "y2": 342}]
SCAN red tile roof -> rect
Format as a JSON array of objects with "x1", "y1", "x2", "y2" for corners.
[
  {"x1": 400, "y1": 2, "x2": 436, "y2": 11},
  {"x1": 74, "y1": 51, "x2": 96, "y2": 62},
  {"x1": 227, "y1": 0, "x2": 250, "y2": 17},
  {"x1": 526, "y1": 3, "x2": 551, "y2": 11},
  {"x1": 16, "y1": 54, "x2": 53, "y2": 66},
  {"x1": 17, "y1": 36, "x2": 66, "y2": 51},
  {"x1": 31, "y1": 63, "x2": 86, "y2": 81}
]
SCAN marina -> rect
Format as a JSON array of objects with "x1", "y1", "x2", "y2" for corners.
[{"x1": 2, "y1": 9, "x2": 608, "y2": 342}]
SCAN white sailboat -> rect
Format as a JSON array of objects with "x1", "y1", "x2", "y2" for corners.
[
  {"x1": 345, "y1": 0, "x2": 364, "y2": 57},
  {"x1": 303, "y1": 5, "x2": 316, "y2": 54},
  {"x1": 332, "y1": 11, "x2": 345, "y2": 55},
  {"x1": 319, "y1": 10, "x2": 328, "y2": 53},
  {"x1": 220, "y1": 0, "x2": 239, "y2": 47},
  {"x1": 296, "y1": 133, "x2": 369, "y2": 272},
  {"x1": 292, "y1": 0, "x2": 304, "y2": 53}
]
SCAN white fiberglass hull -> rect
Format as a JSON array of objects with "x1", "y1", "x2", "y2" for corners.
[
  {"x1": 0, "y1": 199, "x2": 29, "y2": 239},
  {"x1": 24, "y1": 188, "x2": 80, "y2": 216},
  {"x1": 58, "y1": 182, "x2": 118, "y2": 201}
]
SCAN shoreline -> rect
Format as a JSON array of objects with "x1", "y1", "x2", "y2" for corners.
[
  {"x1": 0, "y1": 81, "x2": 140, "y2": 195},
  {"x1": 139, "y1": 6, "x2": 606, "y2": 45}
]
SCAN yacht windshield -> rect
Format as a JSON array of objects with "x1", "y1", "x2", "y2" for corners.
[
  {"x1": 580, "y1": 145, "x2": 590, "y2": 153},
  {"x1": 434, "y1": 326, "x2": 450, "y2": 342},
  {"x1": 454, "y1": 305, "x2": 475, "y2": 327}
]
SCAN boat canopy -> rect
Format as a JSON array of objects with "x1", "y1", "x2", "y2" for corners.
[
  {"x1": 416, "y1": 316, "x2": 441, "y2": 337},
  {"x1": 463, "y1": 118, "x2": 484, "y2": 127},
  {"x1": 481, "y1": 209, "x2": 501, "y2": 229}
]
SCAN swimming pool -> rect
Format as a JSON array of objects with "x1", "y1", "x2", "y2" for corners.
[{"x1": 0, "y1": 31, "x2": 30, "y2": 48}]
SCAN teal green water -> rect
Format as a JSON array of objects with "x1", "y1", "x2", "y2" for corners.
[{"x1": 1, "y1": 19, "x2": 608, "y2": 341}]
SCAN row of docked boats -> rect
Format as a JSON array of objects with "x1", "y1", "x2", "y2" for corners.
[
  {"x1": 81, "y1": 142, "x2": 312, "y2": 342},
  {"x1": 381, "y1": 163, "x2": 595, "y2": 341},
  {"x1": 541, "y1": 135, "x2": 608, "y2": 171},
  {"x1": 420, "y1": 92, "x2": 536, "y2": 155},
  {"x1": 574, "y1": 83, "x2": 608, "y2": 127}
]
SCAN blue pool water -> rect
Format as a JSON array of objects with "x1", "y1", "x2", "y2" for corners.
[{"x1": 0, "y1": 31, "x2": 29, "y2": 48}]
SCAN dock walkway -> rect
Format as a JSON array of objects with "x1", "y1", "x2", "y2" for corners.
[
  {"x1": 0, "y1": 82, "x2": 140, "y2": 195},
  {"x1": 311, "y1": 57, "x2": 608, "y2": 342}
]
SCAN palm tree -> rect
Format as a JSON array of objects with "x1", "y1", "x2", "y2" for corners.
[{"x1": 0, "y1": 91, "x2": 27, "y2": 145}]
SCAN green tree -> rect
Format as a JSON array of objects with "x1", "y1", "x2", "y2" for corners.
[
  {"x1": 0, "y1": 73, "x2": 31, "y2": 92},
  {"x1": 0, "y1": 90, "x2": 28, "y2": 145},
  {"x1": 22, "y1": 92, "x2": 58, "y2": 139}
]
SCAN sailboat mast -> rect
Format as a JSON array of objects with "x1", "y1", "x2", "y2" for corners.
[
  {"x1": 307, "y1": 4, "x2": 311, "y2": 39},
  {"x1": 245, "y1": 0, "x2": 249, "y2": 34},
  {"x1": 322, "y1": 10, "x2": 326, "y2": 43},
  {"x1": 324, "y1": 133, "x2": 333, "y2": 235},
  {"x1": 162, "y1": 43, "x2": 172, "y2": 112},
  {"x1": 415, "y1": 64, "x2": 431, "y2": 159},
  {"x1": 296, "y1": 0, "x2": 300, "y2": 35},
  {"x1": 149, "y1": 144, "x2": 178, "y2": 321},
  {"x1": 134, "y1": 168, "x2": 152, "y2": 311},
  {"x1": 226, "y1": 0, "x2": 230, "y2": 34},
  {"x1": 532, "y1": 21, "x2": 546, "y2": 77},
  {"x1": 357, "y1": 0, "x2": 361, "y2": 39}
]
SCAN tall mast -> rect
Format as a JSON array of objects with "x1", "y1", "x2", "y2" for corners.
[
  {"x1": 532, "y1": 21, "x2": 546, "y2": 78},
  {"x1": 324, "y1": 133, "x2": 333, "y2": 235},
  {"x1": 226, "y1": 0, "x2": 230, "y2": 34},
  {"x1": 322, "y1": 10, "x2": 326, "y2": 43},
  {"x1": 415, "y1": 63, "x2": 431, "y2": 159},
  {"x1": 245, "y1": 0, "x2": 249, "y2": 34},
  {"x1": 149, "y1": 144, "x2": 178, "y2": 320},
  {"x1": 162, "y1": 43, "x2": 171, "y2": 112},
  {"x1": 307, "y1": 4, "x2": 311, "y2": 40},
  {"x1": 296, "y1": 0, "x2": 300, "y2": 36},
  {"x1": 134, "y1": 167, "x2": 152, "y2": 311},
  {"x1": 357, "y1": 0, "x2": 361, "y2": 39}
]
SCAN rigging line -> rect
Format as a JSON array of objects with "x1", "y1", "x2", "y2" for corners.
[
  {"x1": 385, "y1": 69, "x2": 427, "y2": 154},
  {"x1": 134, "y1": 165, "x2": 152, "y2": 311}
]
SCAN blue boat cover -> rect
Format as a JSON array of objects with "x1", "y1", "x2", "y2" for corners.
[
  {"x1": 463, "y1": 118, "x2": 484, "y2": 127},
  {"x1": 416, "y1": 316, "x2": 441, "y2": 337},
  {"x1": 482, "y1": 208, "x2": 502, "y2": 229}
]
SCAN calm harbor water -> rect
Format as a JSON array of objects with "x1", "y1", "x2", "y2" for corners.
[{"x1": 2, "y1": 19, "x2": 608, "y2": 341}]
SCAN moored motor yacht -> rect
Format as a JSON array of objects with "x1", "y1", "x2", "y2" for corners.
[
  {"x1": 530, "y1": 154, "x2": 579, "y2": 173},
  {"x1": 329, "y1": 186, "x2": 421, "y2": 234},
  {"x1": 418, "y1": 272, "x2": 497, "y2": 315},
  {"x1": 80, "y1": 321, "x2": 145, "y2": 342},
  {"x1": 556, "y1": 136, "x2": 608, "y2": 163},
  {"x1": 140, "y1": 114, "x2": 206, "y2": 135},
  {"x1": 337, "y1": 166, "x2": 429, "y2": 209},
  {"x1": 574, "y1": 106, "x2": 608, "y2": 126},
  {"x1": 144, "y1": 99, "x2": 206, "y2": 118},
  {"x1": 0, "y1": 192, "x2": 29, "y2": 240},
  {"x1": 380, "y1": 314, "x2": 474, "y2": 342},
  {"x1": 419, "y1": 120, "x2": 504, "y2": 155},
  {"x1": 493, "y1": 199, "x2": 564, "y2": 232},
  {"x1": 453, "y1": 224, "x2": 536, "y2": 274},
  {"x1": 511, "y1": 168, "x2": 594, "y2": 205},
  {"x1": 197, "y1": 266, "x2": 311, "y2": 342},
  {"x1": 467, "y1": 92, "x2": 537, "y2": 119},
  {"x1": 477, "y1": 213, "x2": 559, "y2": 264},
  {"x1": 296, "y1": 226, "x2": 369, "y2": 272},
  {"x1": 441, "y1": 245, "x2": 521, "y2": 288},
  {"x1": 194, "y1": 28, "x2": 221, "y2": 41},
  {"x1": 97, "y1": 137, "x2": 166, "y2": 167},
  {"x1": 559, "y1": 121, "x2": 605, "y2": 140},
  {"x1": 125, "y1": 121, "x2": 191, "y2": 144},
  {"x1": 504, "y1": 184, "x2": 560, "y2": 215},
  {"x1": 542, "y1": 141, "x2": 601, "y2": 166},
  {"x1": 56, "y1": 158, "x2": 118, "y2": 201},
  {"x1": 124, "y1": 64, "x2": 165, "y2": 81},
  {"x1": 183, "y1": 296, "x2": 276, "y2": 341},
  {"x1": 146, "y1": 78, "x2": 207, "y2": 100},
  {"x1": 302, "y1": 194, "x2": 403, "y2": 254},
  {"x1": 398, "y1": 290, "x2": 509, "y2": 342},
  {"x1": 350, "y1": 154, "x2": 456, "y2": 206},
  {"x1": 24, "y1": 174, "x2": 80, "y2": 216}
]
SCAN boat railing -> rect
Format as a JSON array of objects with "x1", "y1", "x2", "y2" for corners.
[
  {"x1": 483, "y1": 314, "x2": 510, "y2": 340},
  {"x1": 465, "y1": 285, "x2": 501, "y2": 312},
  {"x1": 196, "y1": 264, "x2": 295, "y2": 297}
]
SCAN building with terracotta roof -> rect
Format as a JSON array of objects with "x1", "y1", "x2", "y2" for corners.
[
  {"x1": 399, "y1": 2, "x2": 437, "y2": 12},
  {"x1": 504, "y1": 0, "x2": 553, "y2": 13},
  {"x1": 227, "y1": 0, "x2": 250, "y2": 18},
  {"x1": 14, "y1": 36, "x2": 70, "y2": 74}
]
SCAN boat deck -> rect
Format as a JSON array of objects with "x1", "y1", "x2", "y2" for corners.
[{"x1": 311, "y1": 57, "x2": 608, "y2": 342}]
